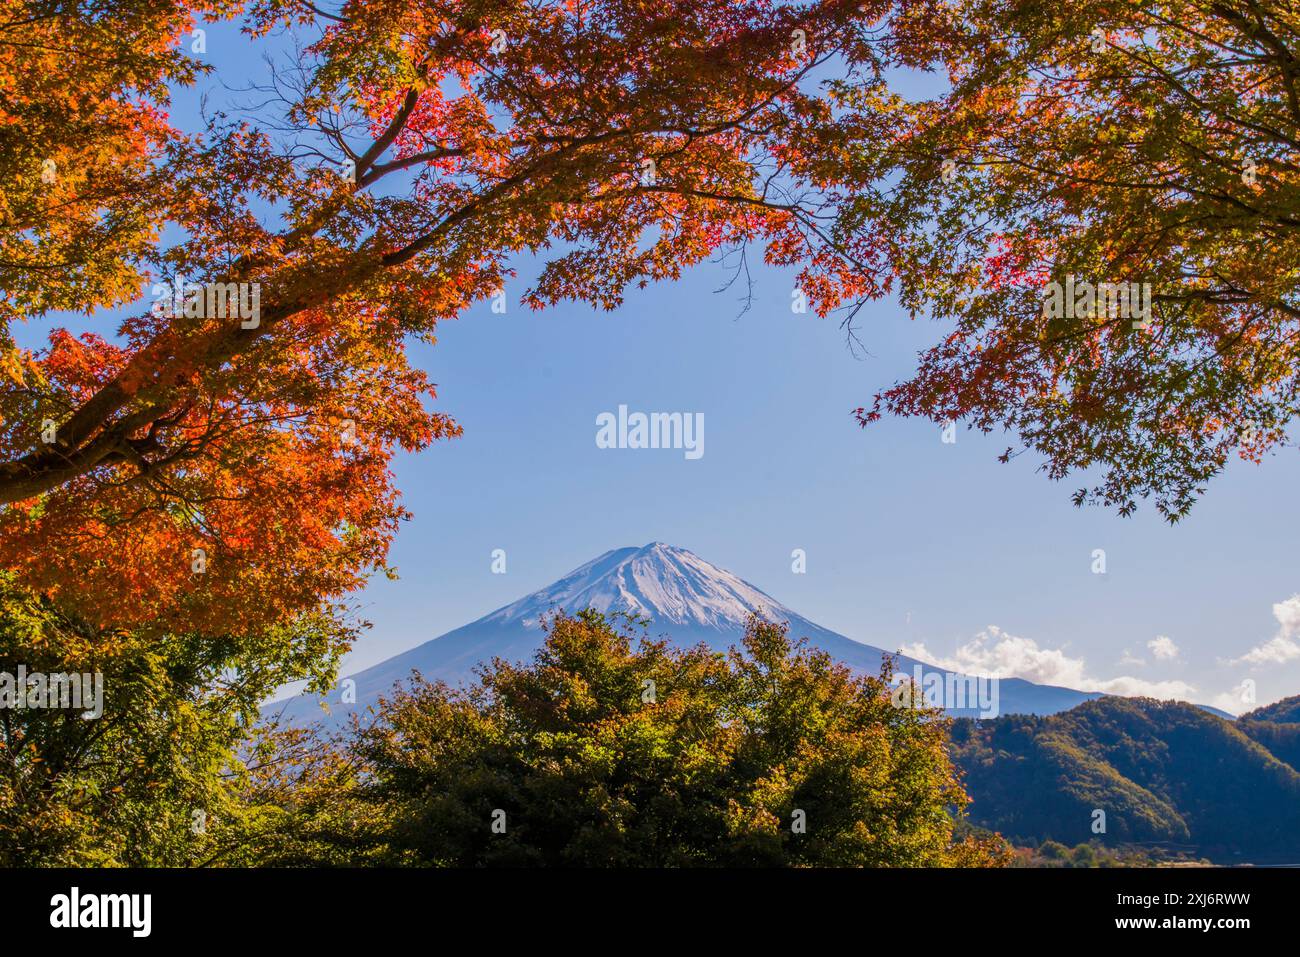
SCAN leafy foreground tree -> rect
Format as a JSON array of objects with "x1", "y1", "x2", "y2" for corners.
[
  {"x1": 0, "y1": 574, "x2": 355, "y2": 866},
  {"x1": 0, "y1": 599, "x2": 1006, "y2": 867},
  {"x1": 0, "y1": 0, "x2": 899, "y2": 637},
  {"x1": 849, "y1": 0, "x2": 1300, "y2": 520},
  {"x1": 3, "y1": 2, "x2": 1293, "y2": 647},
  {"x1": 299, "y1": 611, "x2": 1008, "y2": 867},
  {"x1": 0, "y1": 0, "x2": 221, "y2": 322}
]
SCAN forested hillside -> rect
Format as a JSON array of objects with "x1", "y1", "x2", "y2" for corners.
[
  {"x1": 1238, "y1": 695, "x2": 1300, "y2": 774},
  {"x1": 951, "y1": 697, "x2": 1300, "y2": 863}
]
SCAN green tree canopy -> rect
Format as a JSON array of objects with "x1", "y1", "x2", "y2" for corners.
[
  {"x1": 333, "y1": 610, "x2": 1006, "y2": 867},
  {"x1": 0, "y1": 573, "x2": 354, "y2": 866}
]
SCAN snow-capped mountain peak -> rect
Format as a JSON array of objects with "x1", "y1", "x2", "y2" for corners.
[
  {"x1": 269, "y1": 541, "x2": 1104, "y2": 724},
  {"x1": 481, "y1": 542, "x2": 796, "y2": 631}
]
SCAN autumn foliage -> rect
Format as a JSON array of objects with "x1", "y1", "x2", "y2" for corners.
[
  {"x1": 2, "y1": 2, "x2": 1296, "y2": 640},
  {"x1": 0, "y1": 0, "x2": 893, "y2": 636},
  {"x1": 846, "y1": 1, "x2": 1300, "y2": 519},
  {"x1": 0, "y1": 0, "x2": 1294, "y2": 712},
  {"x1": 12, "y1": 0, "x2": 1291, "y2": 871}
]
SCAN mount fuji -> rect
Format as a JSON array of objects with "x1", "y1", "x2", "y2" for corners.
[{"x1": 268, "y1": 542, "x2": 1102, "y2": 724}]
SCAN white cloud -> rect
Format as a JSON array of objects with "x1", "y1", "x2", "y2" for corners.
[
  {"x1": 1229, "y1": 595, "x2": 1300, "y2": 666},
  {"x1": 1117, "y1": 650, "x2": 1146, "y2": 668},
  {"x1": 1090, "y1": 675, "x2": 1198, "y2": 698},
  {"x1": 902, "y1": 625, "x2": 1198, "y2": 701},
  {"x1": 1233, "y1": 636, "x2": 1300, "y2": 666},
  {"x1": 1148, "y1": 635, "x2": 1179, "y2": 661},
  {"x1": 1210, "y1": 680, "x2": 1259, "y2": 717},
  {"x1": 1275, "y1": 595, "x2": 1300, "y2": 634}
]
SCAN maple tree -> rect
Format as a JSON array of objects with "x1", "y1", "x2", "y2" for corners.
[
  {"x1": 847, "y1": 0, "x2": 1300, "y2": 520},
  {"x1": 10, "y1": 0, "x2": 1289, "y2": 645},
  {"x1": 0, "y1": 0, "x2": 895, "y2": 634},
  {"x1": 0, "y1": 1, "x2": 225, "y2": 322}
]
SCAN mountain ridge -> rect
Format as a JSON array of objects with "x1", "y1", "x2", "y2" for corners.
[{"x1": 1237, "y1": 693, "x2": 1300, "y2": 775}]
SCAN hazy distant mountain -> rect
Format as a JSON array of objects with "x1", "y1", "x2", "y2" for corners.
[
  {"x1": 951, "y1": 696, "x2": 1300, "y2": 863},
  {"x1": 267, "y1": 542, "x2": 1099, "y2": 725}
]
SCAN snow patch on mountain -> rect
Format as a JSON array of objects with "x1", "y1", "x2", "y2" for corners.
[{"x1": 480, "y1": 542, "x2": 797, "y2": 631}]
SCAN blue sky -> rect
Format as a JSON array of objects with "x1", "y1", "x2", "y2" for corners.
[
  {"x1": 20, "y1": 17, "x2": 1300, "y2": 714},
  {"x1": 374, "y1": 257, "x2": 1300, "y2": 715}
]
